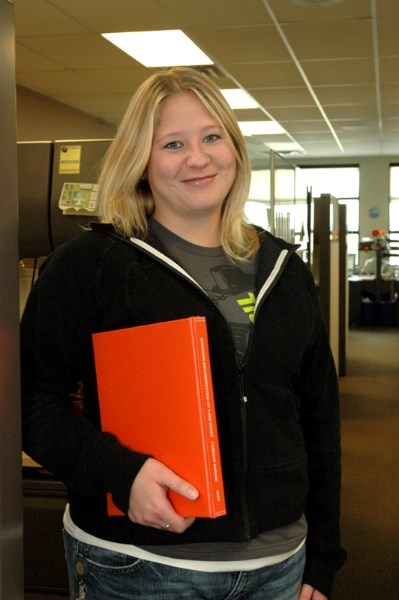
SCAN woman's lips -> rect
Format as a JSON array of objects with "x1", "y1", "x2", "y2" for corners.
[{"x1": 182, "y1": 174, "x2": 216, "y2": 185}]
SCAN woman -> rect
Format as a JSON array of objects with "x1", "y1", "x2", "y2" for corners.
[{"x1": 21, "y1": 67, "x2": 346, "y2": 599}]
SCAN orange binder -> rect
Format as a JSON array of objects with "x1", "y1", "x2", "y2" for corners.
[{"x1": 93, "y1": 316, "x2": 226, "y2": 518}]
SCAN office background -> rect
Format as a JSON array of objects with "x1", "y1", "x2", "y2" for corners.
[{"x1": 2, "y1": 0, "x2": 399, "y2": 597}]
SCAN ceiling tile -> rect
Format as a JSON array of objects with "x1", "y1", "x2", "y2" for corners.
[
  {"x1": 46, "y1": 0, "x2": 171, "y2": 32},
  {"x1": 228, "y1": 62, "x2": 304, "y2": 88},
  {"x1": 190, "y1": 26, "x2": 291, "y2": 64},
  {"x1": 378, "y1": 18, "x2": 399, "y2": 55},
  {"x1": 314, "y1": 85, "x2": 376, "y2": 105},
  {"x1": 269, "y1": 0, "x2": 371, "y2": 23},
  {"x1": 15, "y1": 43, "x2": 64, "y2": 72},
  {"x1": 327, "y1": 105, "x2": 378, "y2": 120},
  {"x1": 381, "y1": 84, "x2": 399, "y2": 104},
  {"x1": 282, "y1": 20, "x2": 373, "y2": 60},
  {"x1": 380, "y1": 57, "x2": 399, "y2": 82},
  {"x1": 277, "y1": 120, "x2": 330, "y2": 134},
  {"x1": 16, "y1": 34, "x2": 137, "y2": 70},
  {"x1": 16, "y1": 70, "x2": 105, "y2": 97},
  {"x1": 75, "y1": 68, "x2": 149, "y2": 94},
  {"x1": 269, "y1": 106, "x2": 326, "y2": 121},
  {"x1": 158, "y1": 0, "x2": 270, "y2": 27},
  {"x1": 14, "y1": 0, "x2": 88, "y2": 35},
  {"x1": 252, "y1": 87, "x2": 316, "y2": 108},
  {"x1": 302, "y1": 58, "x2": 375, "y2": 86}
]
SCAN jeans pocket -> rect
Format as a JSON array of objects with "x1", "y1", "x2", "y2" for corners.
[
  {"x1": 63, "y1": 529, "x2": 147, "y2": 600},
  {"x1": 82, "y1": 542, "x2": 145, "y2": 575}
]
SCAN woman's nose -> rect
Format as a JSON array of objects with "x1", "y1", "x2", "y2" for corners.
[{"x1": 186, "y1": 143, "x2": 211, "y2": 168}]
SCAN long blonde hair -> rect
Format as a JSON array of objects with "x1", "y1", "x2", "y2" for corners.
[{"x1": 97, "y1": 67, "x2": 259, "y2": 260}]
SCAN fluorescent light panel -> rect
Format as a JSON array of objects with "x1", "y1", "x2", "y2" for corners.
[
  {"x1": 221, "y1": 89, "x2": 259, "y2": 110},
  {"x1": 238, "y1": 121, "x2": 286, "y2": 136},
  {"x1": 102, "y1": 30, "x2": 213, "y2": 67}
]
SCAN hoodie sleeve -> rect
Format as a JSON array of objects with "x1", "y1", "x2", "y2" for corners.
[{"x1": 20, "y1": 233, "x2": 150, "y2": 515}]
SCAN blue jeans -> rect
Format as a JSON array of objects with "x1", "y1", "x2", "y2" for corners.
[{"x1": 63, "y1": 529, "x2": 305, "y2": 600}]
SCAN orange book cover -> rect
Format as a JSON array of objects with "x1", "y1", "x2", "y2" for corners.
[{"x1": 93, "y1": 316, "x2": 226, "y2": 519}]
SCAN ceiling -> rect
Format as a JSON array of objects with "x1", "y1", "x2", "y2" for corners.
[{"x1": 13, "y1": 0, "x2": 399, "y2": 162}]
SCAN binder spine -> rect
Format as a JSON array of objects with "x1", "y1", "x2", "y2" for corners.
[{"x1": 195, "y1": 320, "x2": 225, "y2": 517}]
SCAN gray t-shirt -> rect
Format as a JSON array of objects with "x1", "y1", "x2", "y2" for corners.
[{"x1": 150, "y1": 218, "x2": 257, "y2": 363}]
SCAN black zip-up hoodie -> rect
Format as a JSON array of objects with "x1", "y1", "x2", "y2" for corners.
[{"x1": 21, "y1": 225, "x2": 346, "y2": 596}]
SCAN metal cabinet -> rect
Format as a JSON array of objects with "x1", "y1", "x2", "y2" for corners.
[{"x1": 23, "y1": 469, "x2": 69, "y2": 595}]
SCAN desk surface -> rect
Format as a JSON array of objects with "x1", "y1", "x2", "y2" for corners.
[
  {"x1": 22, "y1": 452, "x2": 41, "y2": 468},
  {"x1": 349, "y1": 275, "x2": 398, "y2": 284},
  {"x1": 349, "y1": 275, "x2": 375, "y2": 282}
]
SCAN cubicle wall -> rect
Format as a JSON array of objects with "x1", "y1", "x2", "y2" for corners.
[
  {"x1": 312, "y1": 194, "x2": 347, "y2": 376},
  {"x1": 339, "y1": 203, "x2": 348, "y2": 376}
]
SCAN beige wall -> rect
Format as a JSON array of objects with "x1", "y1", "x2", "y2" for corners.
[{"x1": 17, "y1": 85, "x2": 117, "y2": 141}]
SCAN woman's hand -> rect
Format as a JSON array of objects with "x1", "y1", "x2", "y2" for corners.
[
  {"x1": 128, "y1": 458, "x2": 199, "y2": 533},
  {"x1": 299, "y1": 584, "x2": 328, "y2": 600}
]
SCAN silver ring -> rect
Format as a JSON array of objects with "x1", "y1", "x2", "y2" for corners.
[{"x1": 163, "y1": 523, "x2": 170, "y2": 530}]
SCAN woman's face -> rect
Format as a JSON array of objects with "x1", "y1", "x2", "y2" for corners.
[{"x1": 147, "y1": 91, "x2": 236, "y2": 231}]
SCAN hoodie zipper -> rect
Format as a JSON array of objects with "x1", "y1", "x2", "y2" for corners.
[
  {"x1": 235, "y1": 277, "x2": 278, "y2": 540},
  {"x1": 233, "y1": 247, "x2": 296, "y2": 539},
  {"x1": 238, "y1": 366, "x2": 251, "y2": 539}
]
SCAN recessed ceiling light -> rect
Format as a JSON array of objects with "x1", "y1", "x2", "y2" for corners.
[
  {"x1": 102, "y1": 30, "x2": 213, "y2": 67},
  {"x1": 221, "y1": 89, "x2": 259, "y2": 110},
  {"x1": 238, "y1": 121, "x2": 286, "y2": 135}
]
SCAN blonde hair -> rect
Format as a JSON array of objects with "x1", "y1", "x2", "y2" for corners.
[{"x1": 97, "y1": 67, "x2": 259, "y2": 260}]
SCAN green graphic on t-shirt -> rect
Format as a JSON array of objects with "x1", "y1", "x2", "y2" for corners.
[{"x1": 237, "y1": 292, "x2": 256, "y2": 323}]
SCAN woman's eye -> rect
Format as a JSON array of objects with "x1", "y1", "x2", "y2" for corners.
[
  {"x1": 164, "y1": 141, "x2": 182, "y2": 149},
  {"x1": 204, "y1": 134, "x2": 220, "y2": 143}
]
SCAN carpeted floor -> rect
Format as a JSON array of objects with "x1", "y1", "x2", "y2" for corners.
[{"x1": 331, "y1": 326, "x2": 399, "y2": 599}]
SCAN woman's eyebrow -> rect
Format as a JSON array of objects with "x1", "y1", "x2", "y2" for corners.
[{"x1": 155, "y1": 124, "x2": 223, "y2": 143}]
